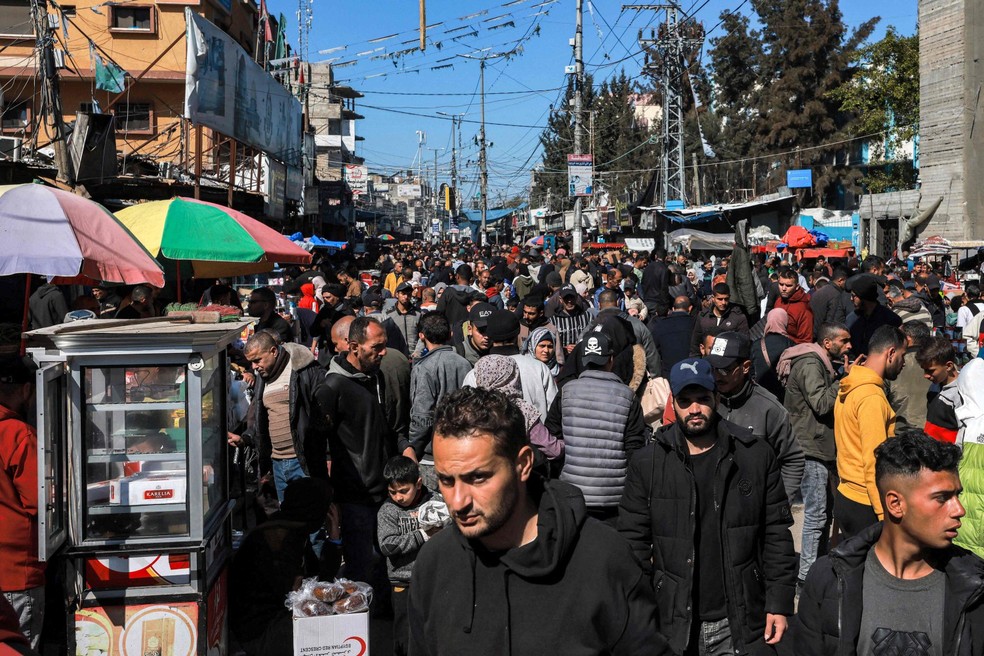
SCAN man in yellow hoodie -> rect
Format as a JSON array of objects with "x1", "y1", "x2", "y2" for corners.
[{"x1": 833, "y1": 324, "x2": 907, "y2": 538}]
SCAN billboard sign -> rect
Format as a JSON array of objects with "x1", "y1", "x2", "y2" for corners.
[
  {"x1": 184, "y1": 9, "x2": 302, "y2": 165},
  {"x1": 786, "y1": 169, "x2": 813, "y2": 189},
  {"x1": 397, "y1": 184, "x2": 422, "y2": 199},
  {"x1": 344, "y1": 165, "x2": 369, "y2": 196},
  {"x1": 567, "y1": 154, "x2": 593, "y2": 197}
]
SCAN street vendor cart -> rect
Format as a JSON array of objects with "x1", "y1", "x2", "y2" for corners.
[{"x1": 26, "y1": 318, "x2": 250, "y2": 656}]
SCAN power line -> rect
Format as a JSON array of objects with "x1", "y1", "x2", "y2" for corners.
[
  {"x1": 358, "y1": 102, "x2": 549, "y2": 129},
  {"x1": 350, "y1": 86, "x2": 563, "y2": 96}
]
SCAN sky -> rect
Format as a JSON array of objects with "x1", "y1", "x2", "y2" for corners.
[{"x1": 267, "y1": 0, "x2": 919, "y2": 205}]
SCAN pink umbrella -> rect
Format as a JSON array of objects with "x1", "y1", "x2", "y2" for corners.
[
  {"x1": 0, "y1": 183, "x2": 165, "y2": 353},
  {"x1": 0, "y1": 184, "x2": 165, "y2": 286}
]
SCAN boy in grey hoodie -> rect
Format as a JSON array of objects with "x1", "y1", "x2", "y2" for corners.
[{"x1": 377, "y1": 456, "x2": 443, "y2": 656}]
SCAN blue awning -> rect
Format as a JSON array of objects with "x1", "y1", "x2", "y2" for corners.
[{"x1": 460, "y1": 204, "x2": 527, "y2": 225}]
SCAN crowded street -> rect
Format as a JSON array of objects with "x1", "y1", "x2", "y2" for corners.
[{"x1": 2, "y1": 0, "x2": 983, "y2": 654}]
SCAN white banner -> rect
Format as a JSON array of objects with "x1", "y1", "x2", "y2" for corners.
[
  {"x1": 184, "y1": 9, "x2": 302, "y2": 164},
  {"x1": 344, "y1": 165, "x2": 369, "y2": 196},
  {"x1": 567, "y1": 154, "x2": 593, "y2": 197},
  {"x1": 397, "y1": 184, "x2": 421, "y2": 198}
]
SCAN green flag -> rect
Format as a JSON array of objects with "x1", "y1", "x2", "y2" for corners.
[
  {"x1": 273, "y1": 13, "x2": 287, "y2": 61},
  {"x1": 95, "y1": 55, "x2": 125, "y2": 93}
]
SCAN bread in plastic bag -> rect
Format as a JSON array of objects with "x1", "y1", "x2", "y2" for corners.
[{"x1": 286, "y1": 577, "x2": 374, "y2": 617}]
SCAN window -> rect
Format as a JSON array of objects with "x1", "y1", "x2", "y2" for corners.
[
  {"x1": 61, "y1": 5, "x2": 76, "y2": 17},
  {"x1": 79, "y1": 102, "x2": 154, "y2": 134},
  {"x1": 109, "y1": 5, "x2": 153, "y2": 32},
  {"x1": 0, "y1": 0, "x2": 33, "y2": 38},
  {"x1": 1, "y1": 99, "x2": 30, "y2": 132},
  {"x1": 328, "y1": 119, "x2": 342, "y2": 136},
  {"x1": 116, "y1": 102, "x2": 153, "y2": 134}
]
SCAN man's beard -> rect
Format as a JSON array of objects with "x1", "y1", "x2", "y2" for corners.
[
  {"x1": 357, "y1": 352, "x2": 380, "y2": 374},
  {"x1": 678, "y1": 411, "x2": 713, "y2": 437}
]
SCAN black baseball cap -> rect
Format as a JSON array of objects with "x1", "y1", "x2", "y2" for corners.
[
  {"x1": 486, "y1": 309, "x2": 521, "y2": 342},
  {"x1": 558, "y1": 284, "x2": 578, "y2": 298},
  {"x1": 577, "y1": 330, "x2": 613, "y2": 366},
  {"x1": 669, "y1": 357, "x2": 716, "y2": 396},
  {"x1": 395, "y1": 281, "x2": 414, "y2": 294},
  {"x1": 469, "y1": 302, "x2": 495, "y2": 329},
  {"x1": 705, "y1": 331, "x2": 751, "y2": 369}
]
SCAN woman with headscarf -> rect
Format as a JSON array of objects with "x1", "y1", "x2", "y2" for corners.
[
  {"x1": 522, "y1": 326, "x2": 560, "y2": 378},
  {"x1": 751, "y1": 307, "x2": 794, "y2": 401},
  {"x1": 472, "y1": 355, "x2": 563, "y2": 466}
]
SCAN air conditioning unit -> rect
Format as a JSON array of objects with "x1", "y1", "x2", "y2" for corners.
[{"x1": 0, "y1": 136, "x2": 23, "y2": 162}]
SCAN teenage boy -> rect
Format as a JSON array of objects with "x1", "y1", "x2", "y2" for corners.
[
  {"x1": 377, "y1": 456, "x2": 443, "y2": 656},
  {"x1": 793, "y1": 430, "x2": 984, "y2": 655},
  {"x1": 918, "y1": 335, "x2": 962, "y2": 443}
]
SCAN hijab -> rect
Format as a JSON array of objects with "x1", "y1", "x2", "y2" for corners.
[
  {"x1": 522, "y1": 326, "x2": 560, "y2": 375},
  {"x1": 763, "y1": 308, "x2": 790, "y2": 338},
  {"x1": 473, "y1": 355, "x2": 542, "y2": 430}
]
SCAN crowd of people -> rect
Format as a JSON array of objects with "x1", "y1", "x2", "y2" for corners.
[{"x1": 3, "y1": 236, "x2": 984, "y2": 655}]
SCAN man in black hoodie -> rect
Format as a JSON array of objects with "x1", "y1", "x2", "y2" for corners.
[
  {"x1": 408, "y1": 387, "x2": 668, "y2": 656},
  {"x1": 318, "y1": 317, "x2": 409, "y2": 599}
]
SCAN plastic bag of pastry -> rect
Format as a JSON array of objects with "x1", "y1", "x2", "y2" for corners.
[
  {"x1": 333, "y1": 591, "x2": 370, "y2": 614},
  {"x1": 286, "y1": 577, "x2": 334, "y2": 617},
  {"x1": 311, "y1": 581, "x2": 345, "y2": 603},
  {"x1": 417, "y1": 498, "x2": 451, "y2": 529}
]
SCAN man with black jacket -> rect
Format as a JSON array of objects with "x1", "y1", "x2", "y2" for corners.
[
  {"x1": 318, "y1": 317, "x2": 410, "y2": 594},
  {"x1": 641, "y1": 247, "x2": 672, "y2": 318},
  {"x1": 409, "y1": 387, "x2": 669, "y2": 656},
  {"x1": 689, "y1": 283, "x2": 750, "y2": 357},
  {"x1": 793, "y1": 430, "x2": 984, "y2": 656},
  {"x1": 651, "y1": 295, "x2": 696, "y2": 378},
  {"x1": 228, "y1": 331, "x2": 330, "y2": 501},
  {"x1": 618, "y1": 357, "x2": 797, "y2": 656},
  {"x1": 809, "y1": 268, "x2": 849, "y2": 336}
]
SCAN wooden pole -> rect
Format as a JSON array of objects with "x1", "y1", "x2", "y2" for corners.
[
  {"x1": 419, "y1": 0, "x2": 426, "y2": 50},
  {"x1": 194, "y1": 125, "x2": 203, "y2": 200},
  {"x1": 228, "y1": 140, "x2": 237, "y2": 207}
]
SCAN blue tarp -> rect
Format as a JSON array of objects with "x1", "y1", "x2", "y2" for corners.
[
  {"x1": 290, "y1": 234, "x2": 348, "y2": 251},
  {"x1": 459, "y1": 203, "x2": 528, "y2": 225}
]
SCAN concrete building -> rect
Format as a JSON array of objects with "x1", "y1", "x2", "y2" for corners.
[
  {"x1": 858, "y1": 0, "x2": 983, "y2": 256},
  {"x1": 916, "y1": 0, "x2": 984, "y2": 240},
  {"x1": 0, "y1": 0, "x2": 261, "y2": 175}
]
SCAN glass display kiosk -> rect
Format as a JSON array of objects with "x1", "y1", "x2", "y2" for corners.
[{"x1": 27, "y1": 318, "x2": 251, "y2": 656}]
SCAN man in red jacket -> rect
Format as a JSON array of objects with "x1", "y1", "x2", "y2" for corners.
[
  {"x1": 775, "y1": 267, "x2": 815, "y2": 344},
  {"x1": 0, "y1": 356, "x2": 44, "y2": 651}
]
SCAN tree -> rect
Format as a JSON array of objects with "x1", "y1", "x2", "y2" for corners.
[
  {"x1": 534, "y1": 71, "x2": 658, "y2": 213},
  {"x1": 706, "y1": 10, "x2": 766, "y2": 202},
  {"x1": 590, "y1": 71, "x2": 659, "y2": 210},
  {"x1": 828, "y1": 26, "x2": 918, "y2": 193},
  {"x1": 750, "y1": 0, "x2": 877, "y2": 206},
  {"x1": 534, "y1": 75, "x2": 596, "y2": 210}
]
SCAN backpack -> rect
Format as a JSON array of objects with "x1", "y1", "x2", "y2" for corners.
[{"x1": 963, "y1": 300, "x2": 984, "y2": 357}]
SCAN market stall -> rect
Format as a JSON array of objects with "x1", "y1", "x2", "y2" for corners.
[{"x1": 27, "y1": 317, "x2": 250, "y2": 656}]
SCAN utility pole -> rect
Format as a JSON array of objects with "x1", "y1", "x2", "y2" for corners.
[
  {"x1": 31, "y1": 0, "x2": 73, "y2": 183},
  {"x1": 479, "y1": 59, "x2": 488, "y2": 247},
  {"x1": 626, "y1": 4, "x2": 703, "y2": 207},
  {"x1": 572, "y1": 0, "x2": 584, "y2": 254},
  {"x1": 449, "y1": 116, "x2": 458, "y2": 241},
  {"x1": 460, "y1": 49, "x2": 518, "y2": 246},
  {"x1": 427, "y1": 147, "x2": 442, "y2": 242}
]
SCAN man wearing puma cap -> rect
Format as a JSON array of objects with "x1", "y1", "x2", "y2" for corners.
[{"x1": 618, "y1": 356, "x2": 798, "y2": 655}]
